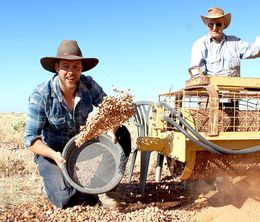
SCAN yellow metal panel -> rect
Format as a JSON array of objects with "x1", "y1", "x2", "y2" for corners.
[
  {"x1": 155, "y1": 105, "x2": 165, "y2": 130},
  {"x1": 179, "y1": 151, "x2": 196, "y2": 180},
  {"x1": 136, "y1": 133, "x2": 173, "y2": 157},
  {"x1": 186, "y1": 76, "x2": 260, "y2": 88},
  {"x1": 200, "y1": 131, "x2": 260, "y2": 140},
  {"x1": 172, "y1": 132, "x2": 187, "y2": 162},
  {"x1": 192, "y1": 139, "x2": 260, "y2": 150},
  {"x1": 209, "y1": 76, "x2": 260, "y2": 88},
  {"x1": 186, "y1": 137, "x2": 260, "y2": 151}
]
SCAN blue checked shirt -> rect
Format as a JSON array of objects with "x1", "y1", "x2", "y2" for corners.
[
  {"x1": 24, "y1": 74, "x2": 106, "y2": 152},
  {"x1": 190, "y1": 34, "x2": 260, "y2": 76}
]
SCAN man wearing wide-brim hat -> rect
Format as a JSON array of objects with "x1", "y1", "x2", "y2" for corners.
[
  {"x1": 24, "y1": 40, "x2": 131, "y2": 209},
  {"x1": 190, "y1": 7, "x2": 260, "y2": 77}
]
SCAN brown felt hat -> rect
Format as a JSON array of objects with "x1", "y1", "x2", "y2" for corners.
[
  {"x1": 201, "y1": 7, "x2": 231, "y2": 29},
  {"x1": 40, "y1": 40, "x2": 99, "y2": 73}
]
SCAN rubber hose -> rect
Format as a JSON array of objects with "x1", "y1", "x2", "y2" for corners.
[{"x1": 162, "y1": 116, "x2": 220, "y2": 154}]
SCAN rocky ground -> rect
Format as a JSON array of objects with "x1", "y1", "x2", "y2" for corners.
[
  {"x1": 0, "y1": 153, "x2": 198, "y2": 222},
  {"x1": 0, "y1": 113, "x2": 260, "y2": 222},
  {"x1": 1, "y1": 154, "x2": 260, "y2": 222}
]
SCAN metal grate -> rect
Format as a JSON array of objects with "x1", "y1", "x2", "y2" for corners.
[{"x1": 159, "y1": 89, "x2": 260, "y2": 133}]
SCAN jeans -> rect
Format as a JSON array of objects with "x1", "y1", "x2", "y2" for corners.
[
  {"x1": 35, "y1": 125, "x2": 131, "y2": 208},
  {"x1": 36, "y1": 155, "x2": 77, "y2": 208}
]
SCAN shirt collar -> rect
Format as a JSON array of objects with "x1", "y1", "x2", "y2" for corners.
[
  {"x1": 77, "y1": 76, "x2": 88, "y2": 98},
  {"x1": 51, "y1": 75, "x2": 63, "y2": 102},
  {"x1": 51, "y1": 75, "x2": 85, "y2": 102},
  {"x1": 208, "y1": 33, "x2": 226, "y2": 44}
]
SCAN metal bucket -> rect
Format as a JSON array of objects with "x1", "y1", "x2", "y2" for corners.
[{"x1": 62, "y1": 134, "x2": 127, "y2": 194}]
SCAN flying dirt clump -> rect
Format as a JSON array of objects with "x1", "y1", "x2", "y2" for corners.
[{"x1": 75, "y1": 88, "x2": 136, "y2": 147}]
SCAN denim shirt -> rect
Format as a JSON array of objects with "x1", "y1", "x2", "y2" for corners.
[
  {"x1": 24, "y1": 74, "x2": 106, "y2": 152},
  {"x1": 190, "y1": 34, "x2": 260, "y2": 76}
]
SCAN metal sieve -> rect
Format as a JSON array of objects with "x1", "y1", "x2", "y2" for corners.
[{"x1": 62, "y1": 134, "x2": 127, "y2": 194}]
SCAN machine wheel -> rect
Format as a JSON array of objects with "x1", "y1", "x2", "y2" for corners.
[{"x1": 166, "y1": 157, "x2": 185, "y2": 179}]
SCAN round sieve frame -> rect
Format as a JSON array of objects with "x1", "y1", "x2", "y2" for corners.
[{"x1": 61, "y1": 134, "x2": 126, "y2": 194}]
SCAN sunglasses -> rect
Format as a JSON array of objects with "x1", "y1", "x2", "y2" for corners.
[{"x1": 207, "y1": 22, "x2": 223, "y2": 28}]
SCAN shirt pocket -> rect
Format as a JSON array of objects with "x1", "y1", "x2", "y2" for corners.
[
  {"x1": 77, "y1": 108, "x2": 91, "y2": 127},
  {"x1": 48, "y1": 115, "x2": 67, "y2": 130},
  {"x1": 225, "y1": 45, "x2": 240, "y2": 68},
  {"x1": 227, "y1": 56, "x2": 240, "y2": 69},
  {"x1": 206, "y1": 57, "x2": 221, "y2": 72}
]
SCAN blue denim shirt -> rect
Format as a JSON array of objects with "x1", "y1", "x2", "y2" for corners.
[
  {"x1": 190, "y1": 34, "x2": 260, "y2": 76},
  {"x1": 24, "y1": 74, "x2": 106, "y2": 152}
]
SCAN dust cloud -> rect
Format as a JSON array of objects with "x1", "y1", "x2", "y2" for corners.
[{"x1": 195, "y1": 173, "x2": 260, "y2": 222}]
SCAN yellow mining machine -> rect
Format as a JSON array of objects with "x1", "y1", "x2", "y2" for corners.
[{"x1": 136, "y1": 70, "x2": 260, "y2": 181}]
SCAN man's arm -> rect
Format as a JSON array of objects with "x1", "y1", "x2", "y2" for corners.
[
  {"x1": 190, "y1": 40, "x2": 207, "y2": 75},
  {"x1": 24, "y1": 91, "x2": 65, "y2": 168},
  {"x1": 28, "y1": 139, "x2": 65, "y2": 168},
  {"x1": 239, "y1": 36, "x2": 260, "y2": 59}
]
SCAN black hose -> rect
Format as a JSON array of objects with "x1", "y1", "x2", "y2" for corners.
[
  {"x1": 162, "y1": 116, "x2": 220, "y2": 154},
  {"x1": 158, "y1": 101, "x2": 260, "y2": 154}
]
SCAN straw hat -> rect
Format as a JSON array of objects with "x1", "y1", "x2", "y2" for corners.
[
  {"x1": 200, "y1": 7, "x2": 231, "y2": 29},
  {"x1": 40, "y1": 40, "x2": 99, "y2": 73}
]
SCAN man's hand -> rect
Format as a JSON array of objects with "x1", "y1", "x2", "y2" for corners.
[
  {"x1": 54, "y1": 151, "x2": 66, "y2": 169},
  {"x1": 107, "y1": 128, "x2": 118, "y2": 144},
  {"x1": 28, "y1": 139, "x2": 66, "y2": 169}
]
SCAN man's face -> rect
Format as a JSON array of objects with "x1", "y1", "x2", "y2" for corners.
[
  {"x1": 55, "y1": 59, "x2": 83, "y2": 93},
  {"x1": 207, "y1": 18, "x2": 225, "y2": 42}
]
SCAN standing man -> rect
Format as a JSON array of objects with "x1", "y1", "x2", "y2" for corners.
[
  {"x1": 24, "y1": 40, "x2": 131, "y2": 209},
  {"x1": 190, "y1": 7, "x2": 260, "y2": 76}
]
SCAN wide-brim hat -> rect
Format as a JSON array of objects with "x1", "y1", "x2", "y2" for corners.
[
  {"x1": 40, "y1": 40, "x2": 99, "y2": 73},
  {"x1": 200, "y1": 7, "x2": 231, "y2": 29}
]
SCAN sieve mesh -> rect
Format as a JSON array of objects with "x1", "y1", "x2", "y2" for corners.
[{"x1": 62, "y1": 134, "x2": 126, "y2": 194}]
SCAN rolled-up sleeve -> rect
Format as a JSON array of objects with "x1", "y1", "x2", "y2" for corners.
[
  {"x1": 24, "y1": 91, "x2": 46, "y2": 148},
  {"x1": 190, "y1": 39, "x2": 207, "y2": 73},
  {"x1": 239, "y1": 36, "x2": 260, "y2": 59}
]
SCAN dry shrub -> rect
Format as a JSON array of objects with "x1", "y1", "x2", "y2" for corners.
[
  {"x1": 0, "y1": 113, "x2": 42, "y2": 206},
  {"x1": 0, "y1": 174, "x2": 42, "y2": 207},
  {"x1": 0, "y1": 148, "x2": 41, "y2": 206},
  {"x1": 75, "y1": 88, "x2": 136, "y2": 147},
  {"x1": 0, "y1": 113, "x2": 36, "y2": 178},
  {"x1": 0, "y1": 147, "x2": 37, "y2": 177},
  {"x1": 0, "y1": 113, "x2": 25, "y2": 149}
]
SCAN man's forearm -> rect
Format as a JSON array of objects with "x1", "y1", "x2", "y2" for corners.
[
  {"x1": 28, "y1": 139, "x2": 59, "y2": 160},
  {"x1": 28, "y1": 139, "x2": 66, "y2": 168}
]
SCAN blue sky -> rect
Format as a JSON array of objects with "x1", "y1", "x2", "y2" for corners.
[{"x1": 1, "y1": 0, "x2": 260, "y2": 112}]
